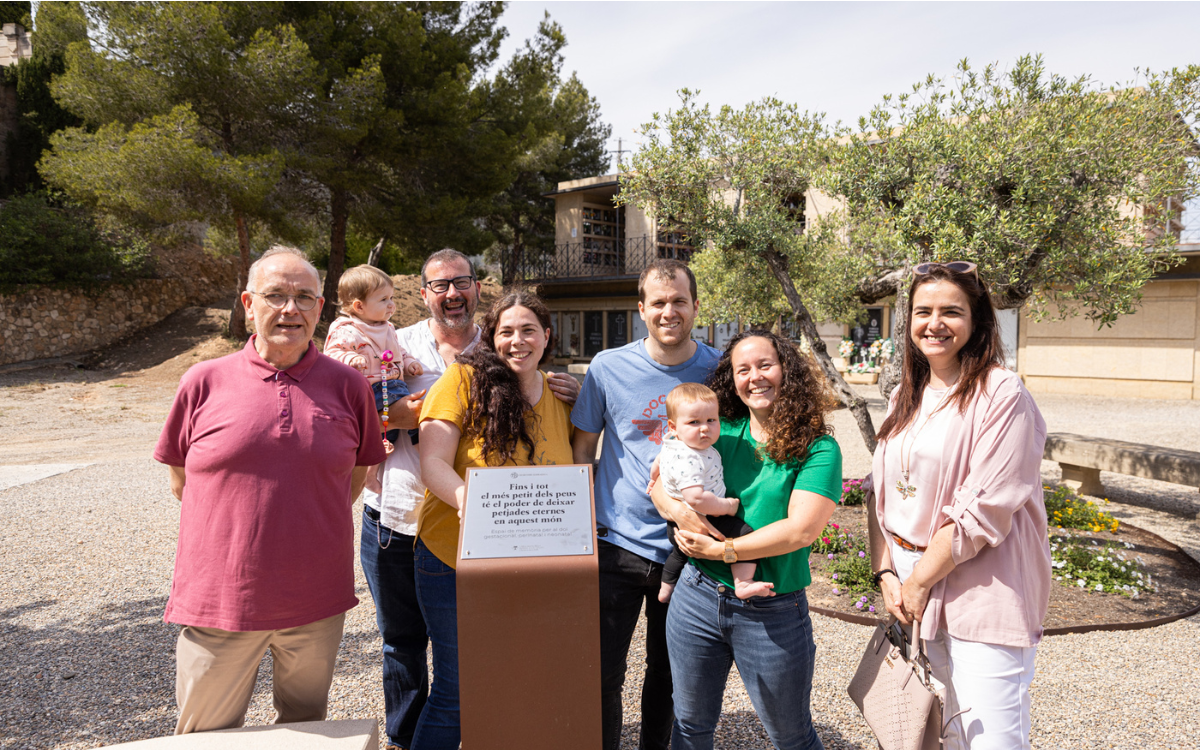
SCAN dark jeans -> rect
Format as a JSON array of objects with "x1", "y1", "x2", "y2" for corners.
[
  {"x1": 661, "y1": 515, "x2": 756, "y2": 587},
  {"x1": 599, "y1": 539, "x2": 674, "y2": 750},
  {"x1": 360, "y1": 506, "x2": 428, "y2": 749},
  {"x1": 412, "y1": 538, "x2": 460, "y2": 750}
]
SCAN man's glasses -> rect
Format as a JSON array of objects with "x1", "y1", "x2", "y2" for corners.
[
  {"x1": 914, "y1": 261, "x2": 979, "y2": 283},
  {"x1": 252, "y1": 292, "x2": 320, "y2": 311},
  {"x1": 423, "y1": 275, "x2": 476, "y2": 294}
]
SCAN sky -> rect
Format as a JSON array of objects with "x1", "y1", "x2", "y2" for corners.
[{"x1": 495, "y1": 1, "x2": 1200, "y2": 173}]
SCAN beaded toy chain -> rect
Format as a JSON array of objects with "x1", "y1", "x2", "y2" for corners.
[{"x1": 380, "y1": 350, "x2": 395, "y2": 454}]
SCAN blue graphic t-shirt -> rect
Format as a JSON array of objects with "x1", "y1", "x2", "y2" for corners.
[{"x1": 572, "y1": 338, "x2": 721, "y2": 562}]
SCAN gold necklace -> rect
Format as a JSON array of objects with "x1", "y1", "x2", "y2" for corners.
[{"x1": 895, "y1": 387, "x2": 950, "y2": 500}]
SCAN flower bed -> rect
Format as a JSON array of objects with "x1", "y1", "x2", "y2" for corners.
[{"x1": 805, "y1": 483, "x2": 1199, "y2": 628}]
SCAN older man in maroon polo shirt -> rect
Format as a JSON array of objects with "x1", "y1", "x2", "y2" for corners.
[{"x1": 154, "y1": 246, "x2": 386, "y2": 734}]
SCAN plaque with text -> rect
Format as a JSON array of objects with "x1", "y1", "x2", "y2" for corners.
[
  {"x1": 606, "y1": 311, "x2": 628, "y2": 349},
  {"x1": 460, "y1": 465, "x2": 594, "y2": 560},
  {"x1": 584, "y1": 311, "x2": 604, "y2": 356}
]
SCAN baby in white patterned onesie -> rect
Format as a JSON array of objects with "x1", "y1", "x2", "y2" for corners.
[{"x1": 656, "y1": 383, "x2": 774, "y2": 603}]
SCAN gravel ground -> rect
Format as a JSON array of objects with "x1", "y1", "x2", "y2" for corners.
[{"x1": 2, "y1": 367, "x2": 1199, "y2": 749}]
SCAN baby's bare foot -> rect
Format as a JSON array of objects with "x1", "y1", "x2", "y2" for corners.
[
  {"x1": 658, "y1": 581, "x2": 676, "y2": 604},
  {"x1": 735, "y1": 580, "x2": 775, "y2": 600}
]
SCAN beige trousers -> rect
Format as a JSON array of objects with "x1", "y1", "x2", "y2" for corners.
[{"x1": 174, "y1": 612, "x2": 346, "y2": 735}]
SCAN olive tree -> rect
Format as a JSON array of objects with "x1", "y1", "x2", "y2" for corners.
[
  {"x1": 620, "y1": 91, "x2": 884, "y2": 449},
  {"x1": 624, "y1": 57, "x2": 1200, "y2": 451},
  {"x1": 829, "y1": 55, "x2": 1200, "y2": 398}
]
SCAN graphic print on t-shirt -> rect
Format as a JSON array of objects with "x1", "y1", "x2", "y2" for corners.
[{"x1": 632, "y1": 393, "x2": 669, "y2": 445}]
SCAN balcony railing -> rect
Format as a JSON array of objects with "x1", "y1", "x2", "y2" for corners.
[{"x1": 504, "y1": 235, "x2": 694, "y2": 283}]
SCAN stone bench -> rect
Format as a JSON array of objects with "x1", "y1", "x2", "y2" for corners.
[
  {"x1": 1043, "y1": 432, "x2": 1200, "y2": 498},
  {"x1": 100, "y1": 719, "x2": 377, "y2": 750}
]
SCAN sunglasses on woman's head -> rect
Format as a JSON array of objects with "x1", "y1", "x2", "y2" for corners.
[{"x1": 914, "y1": 261, "x2": 978, "y2": 282}]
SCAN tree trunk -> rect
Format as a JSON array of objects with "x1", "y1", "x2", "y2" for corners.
[
  {"x1": 229, "y1": 210, "x2": 251, "y2": 340},
  {"x1": 879, "y1": 276, "x2": 910, "y2": 401},
  {"x1": 366, "y1": 236, "x2": 386, "y2": 268},
  {"x1": 760, "y1": 245, "x2": 877, "y2": 453},
  {"x1": 322, "y1": 186, "x2": 349, "y2": 324}
]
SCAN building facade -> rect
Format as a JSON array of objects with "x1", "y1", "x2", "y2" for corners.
[
  {"x1": 0, "y1": 23, "x2": 33, "y2": 185},
  {"x1": 519, "y1": 171, "x2": 1200, "y2": 400}
]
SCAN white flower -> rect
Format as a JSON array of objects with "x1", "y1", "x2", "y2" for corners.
[
  {"x1": 1095, "y1": 584, "x2": 1104, "y2": 591},
  {"x1": 1077, "y1": 579, "x2": 1086, "y2": 588}
]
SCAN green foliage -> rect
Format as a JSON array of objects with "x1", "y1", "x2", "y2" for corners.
[
  {"x1": 810, "y1": 521, "x2": 855, "y2": 555},
  {"x1": 841, "y1": 478, "x2": 867, "y2": 506},
  {"x1": 0, "y1": 1, "x2": 30, "y2": 25},
  {"x1": 1043, "y1": 484, "x2": 1120, "y2": 533},
  {"x1": 483, "y1": 14, "x2": 611, "y2": 278},
  {"x1": 828, "y1": 548, "x2": 876, "y2": 599},
  {"x1": 0, "y1": 192, "x2": 149, "y2": 289},
  {"x1": 36, "y1": 1, "x2": 326, "y2": 335},
  {"x1": 41, "y1": 105, "x2": 286, "y2": 229},
  {"x1": 621, "y1": 91, "x2": 867, "y2": 328},
  {"x1": 0, "y1": 3, "x2": 84, "y2": 196},
  {"x1": 830, "y1": 55, "x2": 1200, "y2": 325},
  {"x1": 307, "y1": 224, "x2": 423, "y2": 276},
  {"x1": 1049, "y1": 534, "x2": 1153, "y2": 597}
]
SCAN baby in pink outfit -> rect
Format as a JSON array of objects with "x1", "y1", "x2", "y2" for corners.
[{"x1": 325, "y1": 265, "x2": 422, "y2": 491}]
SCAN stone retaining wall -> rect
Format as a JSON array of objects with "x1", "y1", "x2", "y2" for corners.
[
  {"x1": 0, "y1": 245, "x2": 237, "y2": 366},
  {"x1": 1, "y1": 279, "x2": 190, "y2": 365}
]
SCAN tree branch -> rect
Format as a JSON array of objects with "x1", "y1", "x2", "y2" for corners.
[{"x1": 760, "y1": 244, "x2": 877, "y2": 452}]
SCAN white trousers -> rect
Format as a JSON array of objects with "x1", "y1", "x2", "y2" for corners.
[{"x1": 889, "y1": 542, "x2": 1036, "y2": 750}]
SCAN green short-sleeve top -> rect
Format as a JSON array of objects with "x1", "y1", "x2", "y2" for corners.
[{"x1": 693, "y1": 419, "x2": 842, "y2": 594}]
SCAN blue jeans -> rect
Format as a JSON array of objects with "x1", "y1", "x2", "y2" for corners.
[
  {"x1": 360, "y1": 506, "x2": 428, "y2": 749},
  {"x1": 665, "y1": 565, "x2": 823, "y2": 750},
  {"x1": 412, "y1": 538, "x2": 460, "y2": 750},
  {"x1": 372, "y1": 379, "x2": 417, "y2": 446}
]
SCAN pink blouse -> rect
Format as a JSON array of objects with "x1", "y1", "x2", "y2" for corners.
[{"x1": 868, "y1": 367, "x2": 1051, "y2": 647}]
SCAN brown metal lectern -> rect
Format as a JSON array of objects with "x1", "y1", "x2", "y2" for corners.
[{"x1": 456, "y1": 465, "x2": 601, "y2": 750}]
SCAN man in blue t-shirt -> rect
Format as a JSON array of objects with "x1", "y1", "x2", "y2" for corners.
[{"x1": 572, "y1": 259, "x2": 722, "y2": 750}]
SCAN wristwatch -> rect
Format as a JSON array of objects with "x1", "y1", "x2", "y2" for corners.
[{"x1": 723, "y1": 539, "x2": 738, "y2": 564}]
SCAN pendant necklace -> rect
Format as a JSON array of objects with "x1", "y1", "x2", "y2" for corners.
[{"x1": 896, "y1": 387, "x2": 950, "y2": 500}]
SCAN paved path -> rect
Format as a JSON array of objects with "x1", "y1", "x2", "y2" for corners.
[{"x1": 2, "y1": 370, "x2": 1198, "y2": 749}]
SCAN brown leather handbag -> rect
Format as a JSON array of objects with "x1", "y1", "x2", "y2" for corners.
[{"x1": 847, "y1": 619, "x2": 958, "y2": 750}]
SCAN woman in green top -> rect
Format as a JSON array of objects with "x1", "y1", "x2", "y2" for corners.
[{"x1": 652, "y1": 330, "x2": 842, "y2": 750}]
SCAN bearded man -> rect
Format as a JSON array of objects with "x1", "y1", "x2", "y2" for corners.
[{"x1": 358, "y1": 248, "x2": 579, "y2": 750}]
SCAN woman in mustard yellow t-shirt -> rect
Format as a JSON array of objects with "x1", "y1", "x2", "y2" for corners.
[{"x1": 412, "y1": 289, "x2": 574, "y2": 749}]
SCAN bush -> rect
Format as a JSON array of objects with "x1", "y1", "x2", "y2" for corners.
[
  {"x1": 0, "y1": 193, "x2": 150, "y2": 290},
  {"x1": 1049, "y1": 534, "x2": 1153, "y2": 597},
  {"x1": 841, "y1": 478, "x2": 866, "y2": 506},
  {"x1": 811, "y1": 522, "x2": 854, "y2": 555},
  {"x1": 1044, "y1": 484, "x2": 1119, "y2": 534}
]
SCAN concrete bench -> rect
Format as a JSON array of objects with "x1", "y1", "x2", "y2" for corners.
[
  {"x1": 100, "y1": 719, "x2": 377, "y2": 750},
  {"x1": 1043, "y1": 432, "x2": 1200, "y2": 498}
]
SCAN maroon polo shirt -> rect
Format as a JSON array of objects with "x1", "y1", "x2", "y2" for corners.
[{"x1": 154, "y1": 337, "x2": 386, "y2": 631}]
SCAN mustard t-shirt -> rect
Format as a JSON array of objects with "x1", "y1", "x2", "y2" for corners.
[{"x1": 416, "y1": 363, "x2": 575, "y2": 567}]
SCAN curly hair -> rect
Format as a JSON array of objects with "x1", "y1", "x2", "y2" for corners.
[
  {"x1": 707, "y1": 329, "x2": 836, "y2": 466},
  {"x1": 455, "y1": 288, "x2": 557, "y2": 465}
]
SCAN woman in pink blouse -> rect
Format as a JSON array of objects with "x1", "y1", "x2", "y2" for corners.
[{"x1": 866, "y1": 261, "x2": 1050, "y2": 750}]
